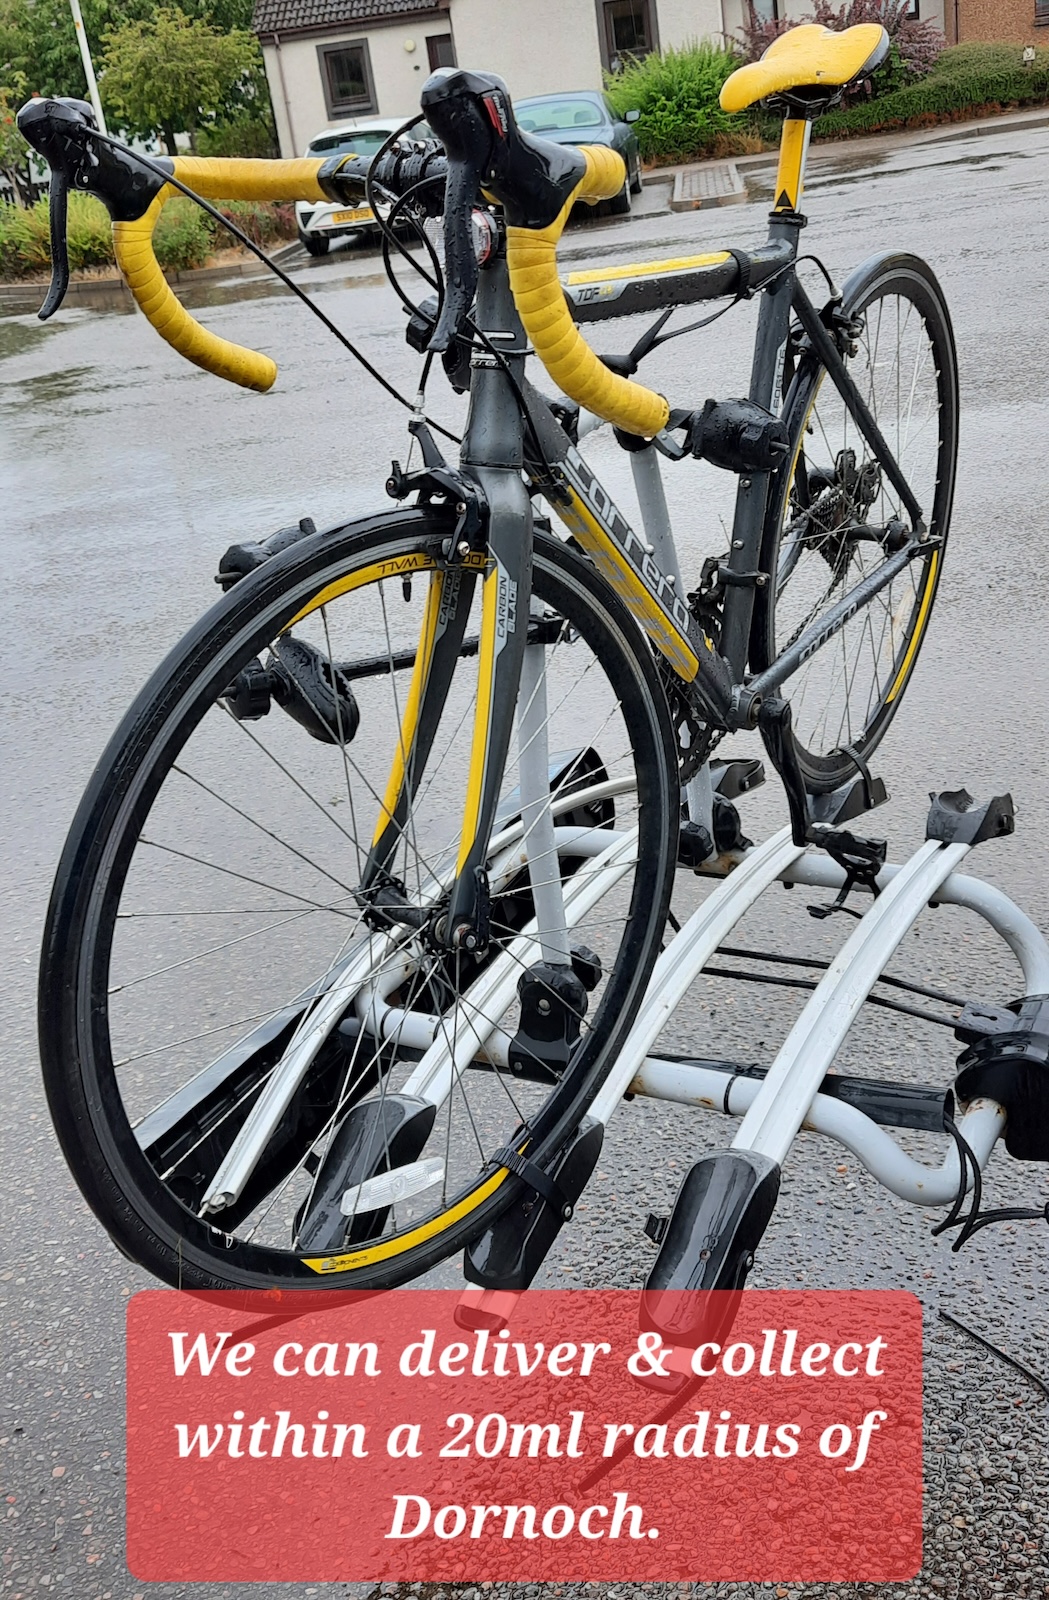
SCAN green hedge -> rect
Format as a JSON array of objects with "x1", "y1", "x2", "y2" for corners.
[
  {"x1": 0, "y1": 190, "x2": 296, "y2": 281},
  {"x1": 812, "y1": 42, "x2": 1049, "y2": 139},
  {"x1": 605, "y1": 40, "x2": 761, "y2": 163}
]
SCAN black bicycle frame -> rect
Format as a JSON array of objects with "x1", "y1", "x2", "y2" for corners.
[{"x1": 366, "y1": 199, "x2": 936, "y2": 941}]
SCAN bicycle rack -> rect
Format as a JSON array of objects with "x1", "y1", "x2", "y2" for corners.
[{"x1": 457, "y1": 780, "x2": 1049, "y2": 1334}]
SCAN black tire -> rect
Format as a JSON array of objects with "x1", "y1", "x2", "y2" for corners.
[
  {"x1": 629, "y1": 159, "x2": 643, "y2": 196},
  {"x1": 39, "y1": 513, "x2": 677, "y2": 1291},
  {"x1": 609, "y1": 180, "x2": 632, "y2": 216},
  {"x1": 752, "y1": 252, "x2": 958, "y2": 792},
  {"x1": 298, "y1": 228, "x2": 330, "y2": 257}
]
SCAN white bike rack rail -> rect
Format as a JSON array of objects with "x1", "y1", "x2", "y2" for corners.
[{"x1": 458, "y1": 804, "x2": 1049, "y2": 1329}]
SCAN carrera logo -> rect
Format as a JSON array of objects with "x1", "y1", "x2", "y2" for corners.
[{"x1": 561, "y1": 448, "x2": 694, "y2": 642}]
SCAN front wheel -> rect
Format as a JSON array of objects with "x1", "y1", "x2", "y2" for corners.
[
  {"x1": 752, "y1": 253, "x2": 959, "y2": 792},
  {"x1": 39, "y1": 515, "x2": 677, "y2": 1291},
  {"x1": 609, "y1": 180, "x2": 632, "y2": 216}
]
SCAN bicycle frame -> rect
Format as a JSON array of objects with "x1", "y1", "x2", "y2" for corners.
[{"x1": 367, "y1": 116, "x2": 939, "y2": 948}]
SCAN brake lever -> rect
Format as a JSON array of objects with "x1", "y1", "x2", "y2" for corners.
[
  {"x1": 428, "y1": 152, "x2": 485, "y2": 353},
  {"x1": 39, "y1": 166, "x2": 70, "y2": 321}
]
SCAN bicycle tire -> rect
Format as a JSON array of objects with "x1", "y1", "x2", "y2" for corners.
[
  {"x1": 753, "y1": 252, "x2": 959, "y2": 792},
  {"x1": 39, "y1": 510, "x2": 677, "y2": 1291}
]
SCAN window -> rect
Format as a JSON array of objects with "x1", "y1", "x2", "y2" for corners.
[
  {"x1": 599, "y1": 0, "x2": 658, "y2": 72},
  {"x1": 426, "y1": 33, "x2": 456, "y2": 69},
  {"x1": 905, "y1": 0, "x2": 919, "y2": 16},
  {"x1": 317, "y1": 40, "x2": 376, "y2": 119},
  {"x1": 515, "y1": 97, "x2": 605, "y2": 133},
  {"x1": 749, "y1": 0, "x2": 780, "y2": 20},
  {"x1": 1037, "y1": 0, "x2": 1049, "y2": 24}
]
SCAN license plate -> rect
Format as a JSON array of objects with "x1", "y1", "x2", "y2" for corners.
[{"x1": 330, "y1": 206, "x2": 372, "y2": 224}]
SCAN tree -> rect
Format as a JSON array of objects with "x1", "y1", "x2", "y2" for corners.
[
  {"x1": 100, "y1": 6, "x2": 259, "y2": 152},
  {"x1": 0, "y1": 70, "x2": 31, "y2": 203}
]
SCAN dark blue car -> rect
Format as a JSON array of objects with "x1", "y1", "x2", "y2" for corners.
[{"x1": 513, "y1": 91, "x2": 642, "y2": 215}]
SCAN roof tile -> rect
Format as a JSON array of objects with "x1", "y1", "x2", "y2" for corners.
[{"x1": 253, "y1": 0, "x2": 441, "y2": 38}]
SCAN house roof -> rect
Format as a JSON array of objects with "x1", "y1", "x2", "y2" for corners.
[{"x1": 254, "y1": 0, "x2": 444, "y2": 37}]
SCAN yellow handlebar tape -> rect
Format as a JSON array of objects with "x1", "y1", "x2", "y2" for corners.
[
  {"x1": 506, "y1": 145, "x2": 670, "y2": 438},
  {"x1": 111, "y1": 158, "x2": 329, "y2": 393}
]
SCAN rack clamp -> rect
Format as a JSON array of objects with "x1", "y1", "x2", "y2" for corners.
[{"x1": 926, "y1": 788, "x2": 1015, "y2": 848}]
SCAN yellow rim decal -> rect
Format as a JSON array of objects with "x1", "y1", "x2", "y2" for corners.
[
  {"x1": 286, "y1": 551, "x2": 485, "y2": 627},
  {"x1": 456, "y1": 565, "x2": 500, "y2": 873},
  {"x1": 885, "y1": 548, "x2": 939, "y2": 703},
  {"x1": 566, "y1": 251, "x2": 731, "y2": 286},
  {"x1": 302, "y1": 1165, "x2": 509, "y2": 1273},
  {"x1": 372, "y1": 571, "x2": 444, "y2": 846}
]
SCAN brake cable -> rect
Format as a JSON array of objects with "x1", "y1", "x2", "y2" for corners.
[{"x1": 78, "y1": 126, "x2": 461, "y2": 444}]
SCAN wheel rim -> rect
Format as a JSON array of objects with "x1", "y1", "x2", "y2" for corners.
[
  {"x1": 766, "y1": 271, "x2": 954, "y2": 780},
  {"x1": 57, "y1": 530, "x2": 672, "y2": 1285}
]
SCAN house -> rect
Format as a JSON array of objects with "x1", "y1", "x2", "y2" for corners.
[
  {"x1": 255, "y1": 0, "x2": 745, "y2": 156},
  {"x1": 258, "y1": 0, "x2": 1039, "y2": 159}
]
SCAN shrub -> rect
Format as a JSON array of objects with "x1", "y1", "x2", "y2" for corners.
[
  {"x1": 605, "y1": 40, "x2": 756, "y2": 162},
  {"x1": 153, "y1": 195, "x2": 215, "y2": 270},
  {"x1": 808, "y1": 0, "x2": 944, "y2": 81},
  {"x1": 737, "y1": 2, "x2": 793, "y2": 65},
  {"x1": 812, "y1": 41, "x2": 1049, "y2": 138},
  {"x1": 215, "y1": 199, "x2": 297, "y2": 249},
  {"x1": 0, "y1": 189, "x2": 296, "y2": 279}
]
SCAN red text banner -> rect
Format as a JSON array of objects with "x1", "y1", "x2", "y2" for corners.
[{"x1": 126, "y1": 1288, "x2": 922, "y2": 1582}]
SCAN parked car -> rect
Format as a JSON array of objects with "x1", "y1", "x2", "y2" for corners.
[
  {"x1": 512, "y1": 92, "x2": 642, "y2": 215},
  {"x1": 295, "y1": 116, "x2": 430, "y2": 256}
]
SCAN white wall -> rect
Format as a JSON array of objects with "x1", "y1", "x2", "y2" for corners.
[
  {"x1": 450, "y1": 0, "x2": 604, "y2": 95},
  {"x1": 264, "y1": 17, "x2": 448, "y2": 156},
  {"x1": 656, "y1": 0, "x2": 732, "y2": 48}
]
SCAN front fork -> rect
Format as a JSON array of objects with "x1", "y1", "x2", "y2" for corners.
[{"x1": 364, "y1": 242, "x2": 570, "y2": 957}]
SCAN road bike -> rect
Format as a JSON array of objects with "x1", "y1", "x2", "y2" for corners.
[{"x1": 25, "y1": 24, "x2": 985, "y2": 1306}]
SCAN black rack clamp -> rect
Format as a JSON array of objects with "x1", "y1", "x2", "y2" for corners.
[
  {"x1": 463, "y1": 1119, "x2": 605, "y2": 1292},
  {"x1": 926, "y1": 788, "x2": 1015, "y2": 847},
  {"x1": 954, "y1": 993, "x2": 1049, "y2": 1161}
]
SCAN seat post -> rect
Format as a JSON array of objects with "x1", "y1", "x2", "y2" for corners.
[{"x1": 772, "y1": 117, "x2": 812, "y2": 215}]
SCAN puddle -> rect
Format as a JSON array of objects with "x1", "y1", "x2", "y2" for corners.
[{"x1": 0, "y1": 316, "x2": 60, "y2": 360}]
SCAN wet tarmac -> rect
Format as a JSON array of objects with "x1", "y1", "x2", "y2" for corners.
[{"x1": 2, "y1": 115, "x2": 1049, "y2": 1599}]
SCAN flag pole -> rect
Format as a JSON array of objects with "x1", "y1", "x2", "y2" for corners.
[{"x1": 68, "y1": 0, "x2": 108, "y2": 134}]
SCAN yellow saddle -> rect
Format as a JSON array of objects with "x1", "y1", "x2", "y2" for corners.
[{"x1": 720, "y1": 23, "x2": 890, "y2": 114}]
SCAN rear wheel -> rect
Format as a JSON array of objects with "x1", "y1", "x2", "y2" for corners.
[
  {"x1": 39, "y1": 515, "x2": 677, "y2": 1290},
  {"x1": 753, "y1": 253, "x2": 958, "y2": 792}
]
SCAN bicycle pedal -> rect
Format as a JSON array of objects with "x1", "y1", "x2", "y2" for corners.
[{"x1": 711, "y1": 757, "x2": 765, "y2": 800}]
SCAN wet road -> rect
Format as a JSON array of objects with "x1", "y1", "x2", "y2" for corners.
[{"x1": 3, "y1": 115, "x2": 1049, "y2": 1600}]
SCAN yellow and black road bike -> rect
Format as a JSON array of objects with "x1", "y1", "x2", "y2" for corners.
[{"x1": 25, "y1": 24, "x2": 960, "y2": 1293}]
